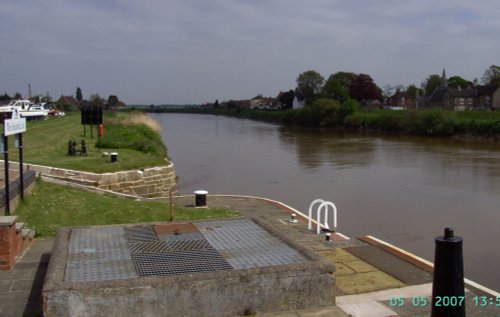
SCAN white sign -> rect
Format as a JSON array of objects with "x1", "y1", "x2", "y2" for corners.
[{"x1": 4, "y1": 108, "x2": 26, "y2": 136}]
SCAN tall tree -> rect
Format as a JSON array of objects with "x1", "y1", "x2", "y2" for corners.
[
  {"x1": 323, "y1": 75, "x2": 350, "y2": 101},
  {"x1": 481, "y1": 65, "x2": 500, "y2": 85},
  {"x1": 448, "y1": 76, "x2": 469, "y2": 89},
  {"x1": 348, "y1": 74, "x2": 382, "y2": 101},
  {"x1": 296, "y1": 70, "x2": 324, "y2": 101},
  {"x1": 89, "y1": 94, "x2": 103, "y2": 107},
  {"x1": 76, "y1": 87, "x2": 83, "y2": 101},
  {"x1": 406, "y1": 84, "x2": 422, "y2": 98},
  {"x1": 278, "y1": 90, "x2": 295, "y2": 109},
  {"x1": 422, "y1": 74, "x2": 443, "y2": 95},
  {"x1": 107, "y1": 95, "x2": 119, "y2": 109}
]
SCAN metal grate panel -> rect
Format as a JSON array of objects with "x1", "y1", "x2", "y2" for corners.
[
  {"x1": 158, "y1": 232, "x2": 204, "y2": 241},
  {"x1": 124, "y1": 225, "x2": 157, "y2": 244},
  {"x1": 129, "y1": 241, "x2": 171, "y2": 254},
  {"x1": 132, "y1": 249, "x2": 233, "y2": 276},
  {"x1": 65, "y1": 227, "x2": 137, "y2": 282},
  {"x1": 196, "y1": 219, "x2": 308, "y2": 269}
]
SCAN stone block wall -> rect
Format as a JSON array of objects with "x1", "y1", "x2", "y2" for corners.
[{"x1": 5, "y1": 161, "x2": 177, "y2": 198}]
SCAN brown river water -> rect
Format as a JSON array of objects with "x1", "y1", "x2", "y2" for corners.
[{"x1": 153, "y1": 113, "x2": 500, "y2": 291}]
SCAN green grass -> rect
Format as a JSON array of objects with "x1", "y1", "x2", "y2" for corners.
[
  {"x1": 15, "y1": 180, "x2": 239, "y2": 237},
  {"x1": 12, "y1": 112, "x2": 167, "y2": 173}
]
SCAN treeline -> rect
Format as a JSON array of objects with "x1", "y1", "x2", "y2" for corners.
[{"x1": 155, "y1": 105, "x2": 500, "y2": 138}]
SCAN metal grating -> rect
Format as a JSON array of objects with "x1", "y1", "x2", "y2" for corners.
[
  {"x1": 196, "y1": 219, "x2": 308, "y2": 269},
  {"x1": 65, "y1": 227, "x2": 137, "y2": 282},
  {"x1": 128, "y1": 239, "x2": 212, "y2": 254},
  {"x1": 124, "y1": 225, "x2": 157, "y2": 244},
  {"x1": 129, "y1": 241, "x2": 171, "y2": 254},
  {"x1": 158, "y1": 232, "x2": 204, "y2": 241},
  {"x1": 132, "y1": 248, "x2": 233, "y2": 276}
]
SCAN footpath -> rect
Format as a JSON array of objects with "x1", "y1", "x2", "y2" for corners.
[{"x1": 0, "y1": 194, "x2": 498, "y2": 316}]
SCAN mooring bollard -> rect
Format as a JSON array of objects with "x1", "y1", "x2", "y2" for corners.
[
  {"x1": 194, "y1": 190, "x2": 208, "y2": 207},
  {"x1": 110, "y1": 152, "x2": 118, "y2": 163},
  {"x1": 325, "y1": 232, "x2": 331, "y2": 242},
  {"x1": 289, "y1": 213, "x2": 298, "y2": 223},
  {"x1": 431, "y1": 228, "x2": 465, "y2": 317}
]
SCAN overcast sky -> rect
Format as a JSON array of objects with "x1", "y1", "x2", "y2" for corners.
[{"x1": 1, "y1": 0, "x2": 499, "y2": 105}]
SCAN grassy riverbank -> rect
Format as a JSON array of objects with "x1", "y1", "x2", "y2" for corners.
[
  {"x1": 15, "y1": 180, "x2": 238, "y2": 237},
  {"x1": 153, "y1": 107, "x2": 500, "y2": 139},
  {"x1": 13, "y1": 112, "x2": 167, "y2": 173}
]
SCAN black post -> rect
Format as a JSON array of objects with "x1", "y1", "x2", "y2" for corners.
[
  {"x1": 19, "y1": 133, "x2": 24, "y2": 200},
  {"x1": 3, "y1": 134, "x2": 9, "y2": 215},
  {"x1": 431, "y1": 228, "x2": 465, "y2": 317}
]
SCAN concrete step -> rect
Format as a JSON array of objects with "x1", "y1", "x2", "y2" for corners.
[
  {"x1": 15, "y1": 222, "x2": 25, "y2": 232},
  {"x1": 22, "y1": 228, "x2": 35, "y2": 240}
]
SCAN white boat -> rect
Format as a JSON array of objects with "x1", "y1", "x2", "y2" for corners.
[{"x1": 0, "y1": 99, "x2": 49, "y2": 120}]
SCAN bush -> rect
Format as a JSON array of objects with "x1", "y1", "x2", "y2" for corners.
[{"x1": 406, "y1": 109, "x2": 455, "y2": 135}]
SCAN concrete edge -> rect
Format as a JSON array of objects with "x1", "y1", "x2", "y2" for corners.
[{"x1": 359, "y1": 235, "x2": 500, "y2": 297}]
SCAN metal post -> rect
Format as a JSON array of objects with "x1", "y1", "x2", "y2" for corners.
[
  {"x1": 3, "y1": 134, "x2": 9, "y2": 215},
  {"x1": 18, "y1": 133, "x2": 24, "y2": 200},
  {"x1": 431, "y1": 228, "x2": 465, "y2": 317},
  {"x1": 169, "y1": 190, "x2": 174, "y2": 221}
]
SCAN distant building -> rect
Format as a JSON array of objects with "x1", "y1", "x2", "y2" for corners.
[
  {"x1": 422, "y1": 69, "x2": 500, "y2": 111},
  {"x1": 292, "y1": 96, "x2": 305, "y2": 109},
  {"x1": 57, "y1": 95, "x2": 80, "y2": 110},
  {"x1": 387, "y1": 90, "x2": 416, "y2": 110}
]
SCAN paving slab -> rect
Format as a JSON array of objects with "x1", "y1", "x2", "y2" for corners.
[{"x1": 344, "y1": 245, "x2": 433, "y2": 285}]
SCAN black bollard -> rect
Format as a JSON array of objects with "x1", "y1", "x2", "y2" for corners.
[{"x1": 431, "y1": 228, "x2": 465, "y2": 317}]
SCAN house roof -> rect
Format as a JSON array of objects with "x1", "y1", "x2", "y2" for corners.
[
  {"x1": 477, "y1": 84, "x2": 499, "y2": 95},
  {"x1": 449, "y1": 88, "x2": 476, "y2": 98},
  {"x1": 427, "y1": 87, "x2": 449, "y2": 103},
  {"x1": 58, "y1": 95, "x2": 79, "y2": 106}
]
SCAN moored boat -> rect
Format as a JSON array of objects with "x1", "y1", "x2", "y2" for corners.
[{"x1": 0, "y1": 99, "x2": 50, "y2": 120}]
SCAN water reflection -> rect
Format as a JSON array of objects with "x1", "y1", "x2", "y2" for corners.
[{"x1": 278, "y1": 127, "x2": 376, "y2": 170}]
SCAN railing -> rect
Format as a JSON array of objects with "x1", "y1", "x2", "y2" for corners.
[{"x1": 307, "y1": 199, "x2": 338, "y2": 235}]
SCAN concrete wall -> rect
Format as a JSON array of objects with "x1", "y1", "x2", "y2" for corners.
[{"x1": 5, "y1": 161, "x2": 176, "y2": 198}]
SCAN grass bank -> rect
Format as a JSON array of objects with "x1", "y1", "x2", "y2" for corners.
[
  {"x1": 15, "y1": 180, "x2": 239, "y2": 237},
  {"x1": 12, "y1": 112, "x2": 167, "y2": 173},
  {"x1": 154, "y1": 107, "x2": 500, "y2": 139}
]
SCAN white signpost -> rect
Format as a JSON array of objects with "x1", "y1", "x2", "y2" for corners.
[
  {"x1": 2, "y1": 108, "x2": 27, "y2": 215},
  {"x1": 4, "y1": 109, "x2": 26, "y2": 136}
]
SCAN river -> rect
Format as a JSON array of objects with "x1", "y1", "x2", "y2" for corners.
[{"x1": 153, "y1": 113, "x2": 500, "y2": 291}]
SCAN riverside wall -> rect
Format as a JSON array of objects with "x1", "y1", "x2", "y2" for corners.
[{"x1": 5, "y1": 161, "x2": 177, "y2": 198}]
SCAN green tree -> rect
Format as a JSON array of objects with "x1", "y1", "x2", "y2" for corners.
[
  {"x1": 296, "y1": 70, "x2": 324, "y2": 101},
  {"x1": 278, "y1": 90, "x2": 295, "y2": 109},
  {"x1": 406, "y1": 84, "x2": 422, "y2": 98},
  {"x1": 107, "y1": 95, "x2": 119, "y2": 109},
  {"x1": 310, "y1": 98, "x2": 341, "y2": 126},
  {"x1": 448, "y1": 76, "x2": 469, "y2": 89},
  {"x1": 422, "y1": 74, "x2": 442, "y2": 95},
  {"x1": 89, "y1": 94, "x2": 103, "y2": 107},
  {"x1": 323, "y1": 75, "x2": 350, "y2": 101},
  {"x1": 76, "y1": 87, "x2": 83, "y2": 102},
  {"x1": 481, "y1": 65, "x2": 500, "y2": 85},
  {"x1": 339, "y1": 99, "x2": 360, "y2": 122}
]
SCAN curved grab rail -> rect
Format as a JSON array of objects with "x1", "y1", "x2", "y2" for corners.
[
  {"x1": 308, "y1": 199, "x2": 325, "y2": 231},
  {"x1": 316, "y1": 201, "x2": 337, "y2": 235}
]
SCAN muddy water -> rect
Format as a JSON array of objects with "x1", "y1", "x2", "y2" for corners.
[{"x1": 154, "y1": 113, "x2": 500, "y2": 291}]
